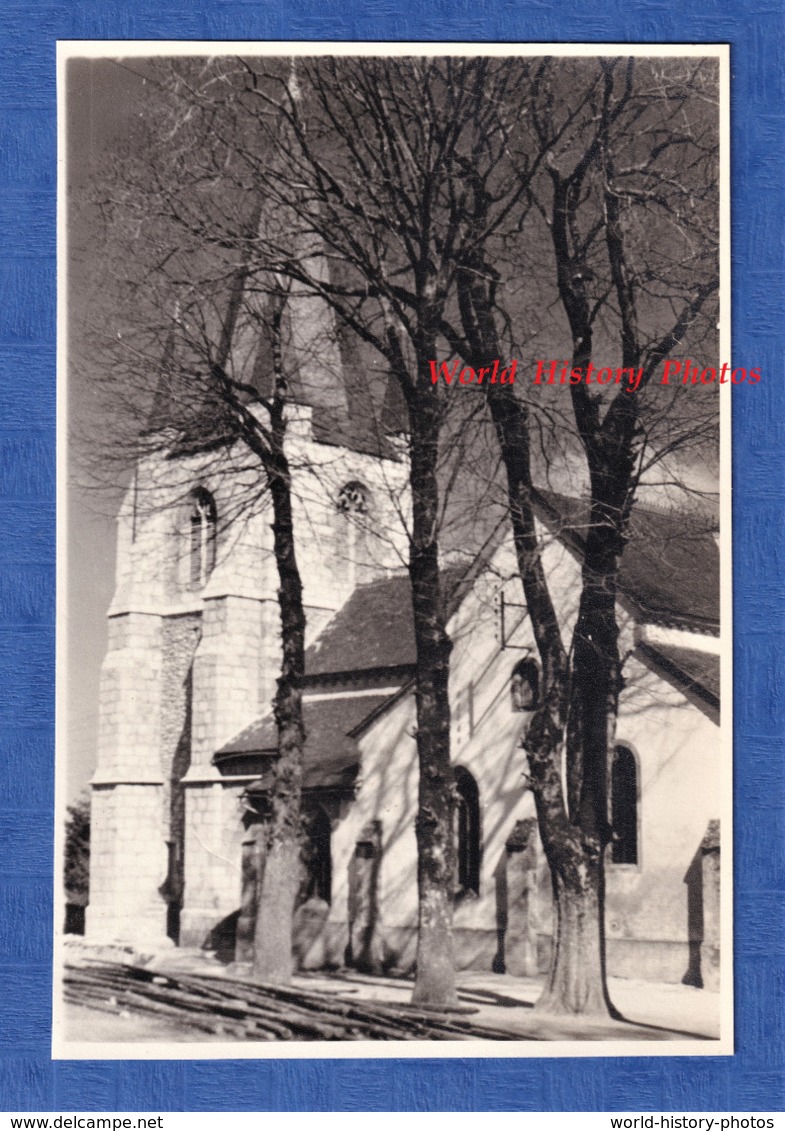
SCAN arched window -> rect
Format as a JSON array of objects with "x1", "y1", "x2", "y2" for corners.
[
  {"x1": 611, "y1": 745, "x2": 638, "y2": 865},
  {"x1": 511, "y1": 657, "x2": 540, "y2": 712},
  {"x1": 189, "y1": 488, "x2": 216, "y2": 588},
  {"x1": 334, "y1": 481, "x2": 372, "y2": 588},
  {"x1": 454, "y1": 766, "x2": 481, "y2": 897}
]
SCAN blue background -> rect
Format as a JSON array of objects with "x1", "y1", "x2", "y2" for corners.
[{"x1": 1, "y1": 0, "x2": 783, "y2": 1113}]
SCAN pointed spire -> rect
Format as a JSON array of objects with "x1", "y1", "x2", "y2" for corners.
[
  {"x1": 145, "y1": 306, "x2": 182, "y2": 435},
  {"x1": 380, "y1": 370, "x2": 409, "y2": 436}
]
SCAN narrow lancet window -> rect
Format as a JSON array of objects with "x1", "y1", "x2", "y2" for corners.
[
  {"x1": 189, "y1": 488, "x2": 216, "y2": 588},
  {"x1": 454, "y1": 766, "x2": 481, "y2": 897},
  {"x1": 611, "y1": 745, "x2": 639, "y2": 865}
]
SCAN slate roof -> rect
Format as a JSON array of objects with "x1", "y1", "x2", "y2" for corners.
[
  {"x1": 637, "y1": 641, "x2": 720, "y2": 713},
  {"x1": 304, "y1": 562, "x2": 485, "y2": 677},
  {"x1": 305, "y1": 575, "x2": 416, "y2": 676},
  {"x1": 214, "y1": 693, "x2": 394, "y2": 790},
  {"x1": 533, "y1": 490, "x2": 719, "y2": 633}
]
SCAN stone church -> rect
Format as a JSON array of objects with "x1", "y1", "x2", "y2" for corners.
[{"x1": 85, "y1": 286, "x2": 722, "y2": 991}]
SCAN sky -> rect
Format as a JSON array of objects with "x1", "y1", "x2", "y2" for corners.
[{"x1": 66, "y1": 58, "x2": 148, "y2": 799}]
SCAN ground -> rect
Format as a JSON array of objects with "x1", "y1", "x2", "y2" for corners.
[{"x1": 59, "y1": 943, "x2": 719, "y2": 1044}]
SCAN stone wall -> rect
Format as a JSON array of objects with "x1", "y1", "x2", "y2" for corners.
[
  {"x1": 179, "y1": 780, "x2": 247, "y2": 947},
  {"x1": 86, "y1": 783, "x2": 168, "y2": 943}
]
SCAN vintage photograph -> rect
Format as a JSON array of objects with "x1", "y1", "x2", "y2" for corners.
[{"x1": 57, "y1": 44, "x2": 730, "y2": 1055}]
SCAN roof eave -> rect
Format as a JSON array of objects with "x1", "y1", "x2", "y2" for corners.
[{"x1": 635, "y1": 640, "x2": 720, "y2": 715}]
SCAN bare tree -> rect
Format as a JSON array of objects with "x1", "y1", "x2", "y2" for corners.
[
  {"x1": 74, "y1": 76, "x2": 316, "y2": 982},
  {"x1": 240, "y1": 58, "x2": 494, "y2": 1005},
  {"x1": 441, "y1": 56, "x2": 720, "y2": 1014},
  {"x1": 225, "y1": 56, "x2": 583, "y2": 1005}
]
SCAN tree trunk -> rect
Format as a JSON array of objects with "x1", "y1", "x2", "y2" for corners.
[
  {"x1": 480, "y1": 374, "x2": 616, "y2": 1018},
  {"x1": 475, "y1": 377, "x2": 610, "y2": 1016},
  {"x1": 250, "y1": 365, "x2": 306, "y2": 984},
  {"x1": 204, "y1": 282, "x2": 308, "y2": 983},
  {"x1": 408, "y1": 379, "x2": 458, "y2": 1007},
  {"x1": 412, "y1": 761, "x2": 458, "y2": 1006},
  {"x1": 250, "y1": 557, "x2": 304, "y2": 985},
  {"x1": 535, "y1": 844, "x2": 613, "y2": 1017},
  {"x1": 252, "y1": 836, "x2": 301, "y2": 983}
]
